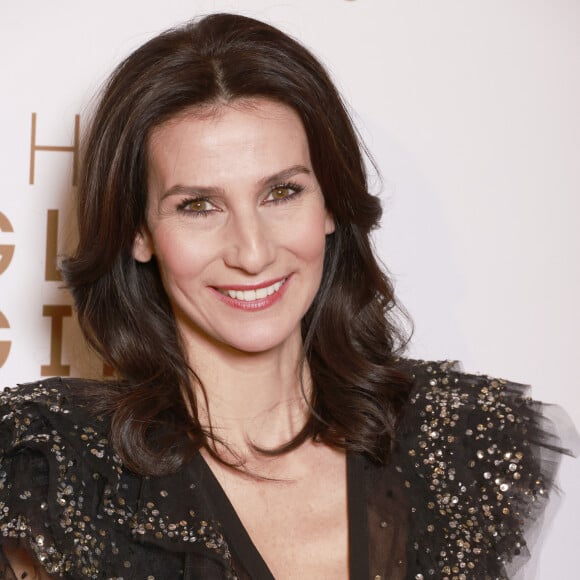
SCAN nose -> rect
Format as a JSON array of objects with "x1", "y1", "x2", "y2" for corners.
[{"x1": 222, "y1": 210, "x2": 276, "y2": 274}]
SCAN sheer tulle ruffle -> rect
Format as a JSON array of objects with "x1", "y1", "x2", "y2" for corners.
[{"x1": 394, "y1": 361, "x2": 575, "y2": 579}]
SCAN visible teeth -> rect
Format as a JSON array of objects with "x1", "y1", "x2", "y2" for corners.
[{"x1": 223, "y1": 279, "x2": 285, "y2": 301}]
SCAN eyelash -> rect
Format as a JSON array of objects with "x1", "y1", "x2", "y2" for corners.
[
  {"x1": 266, "y1": 181, "x2": 304, "y2": 204},
  {"x1": 176, "y1": 197, "x2": 214, "y2": 217},
  {"x1": 175, "y1": 182, "x2": 305, "y2": 217}
]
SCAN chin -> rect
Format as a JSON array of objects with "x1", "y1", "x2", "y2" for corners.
[{"x1": 219, "y1": 327, "x2": 300, "y2": 356}]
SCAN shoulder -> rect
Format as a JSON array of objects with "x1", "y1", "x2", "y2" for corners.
[
  {"x1": 1, "y1": 376, "x2": 102, "y2": 412},
  {"x1": 0, "y1": 380, "x2": 235, "y2": 577},
  {"x1": 0, "y1": 379, "x2": 125, "y2": 576},
  {"x1": 0, "y1": 377, "x2": 122, "y2": 492},
  {"x1": 0, "y1": 377, "x2": 113, "y2": 455},
  {"x1": 400, "y1": 358, "x2": 552, "y2": 444},
  {"x1": 0, "y1": 377, "x2": 121, "y2": 481},
  {"x1": 0, "y1": 377, "x2": 122, "y2": 482},
  {"x1": 397, "y1": 359, "x2": 566, "y2": 578}
]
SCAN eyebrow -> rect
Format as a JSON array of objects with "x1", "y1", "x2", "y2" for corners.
[{"x1": 160, "y1": 164, "x2": 312, "y2": 199}]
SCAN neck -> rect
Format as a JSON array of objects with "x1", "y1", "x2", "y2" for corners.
[{"x1": 184, "y1": 333, "x2": 311, "y2": 459}]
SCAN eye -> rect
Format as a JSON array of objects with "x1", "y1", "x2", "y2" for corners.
[
  {"x1": 265, "y1": 182, "x2": 304, "y2": 204},
  {"x1": 186, "y1": 199, "x2": 210, "y2": 212},
  {"x1": 177, "y1": 197, "x2": 217, "y2": 216}
]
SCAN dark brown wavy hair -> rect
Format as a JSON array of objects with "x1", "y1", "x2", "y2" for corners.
[{"x1": 62, "y1": 13, "x2": 413, "y2": 476}]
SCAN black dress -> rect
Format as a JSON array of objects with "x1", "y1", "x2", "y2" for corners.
[{"x1": 0, "y1": 360, "x2": 570, "y2": 579}]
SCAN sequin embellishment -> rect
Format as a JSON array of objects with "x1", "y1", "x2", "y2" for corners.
[
  {"x1": 399, "y1": 360, "x2": 555, "y2": 579},
  {"x1": 0, "y1": 379, "x2": 233, "y2": 578}
]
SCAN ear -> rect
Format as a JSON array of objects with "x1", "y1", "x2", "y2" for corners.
[
  {"x1": 132, "y1": 228, "x2": 154, "y2": 263},
  {"x1": 324, "y1": 211, "x2": 335, "y2": 235}
]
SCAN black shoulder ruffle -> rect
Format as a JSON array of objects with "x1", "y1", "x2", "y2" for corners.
[
  {"x1": 0, "y1": 378, "x2": 123, "y2": 576},
  {"x1": 0, "y1": 379, "x2": 233, "y2": 579},
  {"x1": 398, "y1": 360, "x2": 571, "y2": 579}
]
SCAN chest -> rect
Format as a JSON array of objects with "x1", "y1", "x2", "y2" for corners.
[{"x1": 203, "y1": 449, "x2": 349, "y2": 579}]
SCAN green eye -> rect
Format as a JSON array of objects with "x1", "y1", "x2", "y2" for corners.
[
  {"x1": 265, "y1": 183, "x2": 304, "y2": 204},
  {"x1": 176, "y1": 197, "x2": 215, "y2": 216},
  {"x1": 188, "y1": 200, "x2": 209, "y2": 211},
  {"x1": 271, "y1": 186, "x2": 291, "y2": 200}
]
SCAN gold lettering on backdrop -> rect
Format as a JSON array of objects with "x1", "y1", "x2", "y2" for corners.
[
  {"x1": 45, "y1": 209, "x2": 62, "y2": 281},
  {"x1": 41, "y1": 304, "x2": 72, "y2": 376},
  {"x1": 0, "y1": 212, "x2": 15, "y2": 275},
  {"x1": 29, "y1": 113, "x2": 80, "y2": 186},
  {"x1": 0, "y1": 310, "x2": 11, "y2": 368}
]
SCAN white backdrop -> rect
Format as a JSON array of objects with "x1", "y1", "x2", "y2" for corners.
[{"x1": 1, "y1": 1, "x2": 578, "y2": 577}]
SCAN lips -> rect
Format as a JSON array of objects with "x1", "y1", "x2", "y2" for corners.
[
  {"x1": 217, "y1": 278, "x2": 286, "y2": 302},
  {"x1": 211, "y1": 276, "x2": 289, "y2": 310}
]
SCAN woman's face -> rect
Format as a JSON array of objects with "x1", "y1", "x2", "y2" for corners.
[{"x1": 133, "y1": 98, "x2": 334, "y2": 357}]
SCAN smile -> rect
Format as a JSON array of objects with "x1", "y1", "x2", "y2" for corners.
[{"x1": 218, "y1": 278, "x2": 286, "y2": 301}]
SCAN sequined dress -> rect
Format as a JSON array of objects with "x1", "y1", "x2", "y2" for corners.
[{"x1": 0, "y1": 361, "x2": 568, "y2": 579}]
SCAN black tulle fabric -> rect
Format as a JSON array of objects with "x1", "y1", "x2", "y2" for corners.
[{"x1": 0, "y1": 360, "x2": 572, "y2": 579}]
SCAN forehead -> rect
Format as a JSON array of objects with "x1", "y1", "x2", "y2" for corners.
[
  {"x1": 146, "y1": 98, "x2": 312, "y2": 185},
  {"x1": 149, "y1": 98, "x2": 307, "y2": 150}
]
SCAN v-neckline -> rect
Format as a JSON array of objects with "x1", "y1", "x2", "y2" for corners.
[{"x1": 194, "y1": 451, "x2": 369, "y2": 579}]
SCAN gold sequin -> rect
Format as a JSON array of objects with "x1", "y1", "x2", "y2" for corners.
[
  {"x1": 399, "y1": 359, "x2": 556, "y2": 579},
  {"x1": 0, "y1": 379, "x2": 233, "y2": 577}
]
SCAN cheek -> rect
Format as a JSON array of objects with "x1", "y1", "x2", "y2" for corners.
[
  {"x1": 283, "y1": 214, "x2": 329, "y2": 263},
  {"x1": 153, "y1": 228, "x2": 214, "y2": 282}
]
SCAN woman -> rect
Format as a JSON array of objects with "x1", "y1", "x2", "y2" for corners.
[{"x1": 0, "y1": 13, "x2": 569, "y2": 579}]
